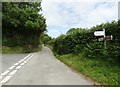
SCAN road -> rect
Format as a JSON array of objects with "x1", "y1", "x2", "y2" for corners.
[
  {"x1": 1, "y1": 46, "x2": 94, "y2": 85},
  {"x1": 2, "y1": 53, "x2": 29, "y2": 73}
]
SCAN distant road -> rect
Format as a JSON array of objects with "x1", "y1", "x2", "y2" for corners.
[{"x1": 1, "y1": 47, "x2": 94, "y2": 85}]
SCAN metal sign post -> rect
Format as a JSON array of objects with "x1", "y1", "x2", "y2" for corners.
[
  {"x1": 98, "y1": 37, "x2": 104, "y2": 41},
  {"x1": 103, "y1": 29, "x2": 106, "y2": 49},
  {"x1": 94, "y1": 29, "x2": 113, "y2": 49}
]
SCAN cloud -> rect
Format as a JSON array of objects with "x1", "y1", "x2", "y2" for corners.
[
  {"x1": 41, "y1": 0, "x2": 118, "y2": 38},
  {"x1": 46, "y1": 26, "x2": 69, "y2": 38},
  {"x1": 42, "y1": 0, "x2": 119, "y2": 2}
]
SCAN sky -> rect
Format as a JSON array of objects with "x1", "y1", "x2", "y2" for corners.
[{"x1": 41, "y1": 0, "x2": 118, "y2": 38}]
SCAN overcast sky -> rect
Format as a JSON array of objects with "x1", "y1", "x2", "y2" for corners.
[{"x1": 41, "y1": 0, "x2": 118, "y2": 38}]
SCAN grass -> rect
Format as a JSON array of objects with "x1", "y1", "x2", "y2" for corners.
[
  {"x1": 2, "y1": 45, "x2": 42, "y2": 54},
  {"x1": 54, "y1": 53, "x2": 119, "y2": 85}
]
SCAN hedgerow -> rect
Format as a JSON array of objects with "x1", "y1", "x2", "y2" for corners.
[{"x1": 53, "y1": 21, "x2": 120, "y2": 63}]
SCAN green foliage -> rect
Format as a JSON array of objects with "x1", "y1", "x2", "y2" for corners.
[
  {"x1": 51, "y1": 20, "x2": 119, "y2": 85},
  {"x1": 2, "y1": 2, "x2": 46, "y2": 47},
  {"x1": 2, "y1": 45, "x2": 42, "y2": 54},
  {"x1": 53, "y1": 21, "x2": 120, "y2": 62},
  {"x1": 40, "y1": 33, "x2": 52, "y2": 45},
  {"x1": 54, "y1": 29, "x2": 93, "y2": 54},
  {"x1": 55, "y1": 53, "x2": 119, "y2": 85}
]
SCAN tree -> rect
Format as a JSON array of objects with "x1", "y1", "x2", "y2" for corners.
[
  {"x1": 2, "y1": 2, "x2": 46, "y2": 47},
  {"x1": 66, "y1": 28, "x2": 87, "y2": 35},
  {"x1": 40, "y1": 33, "x2": 52, "y2": 45}
]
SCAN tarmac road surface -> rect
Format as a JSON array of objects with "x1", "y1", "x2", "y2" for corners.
[{"x1": 1, "y1": 46, "x2": 94, "y2": 85}]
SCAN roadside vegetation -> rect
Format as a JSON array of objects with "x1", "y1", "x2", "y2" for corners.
[
  {"x1": 2, "y1": 2, "x2": 46, "y2": 53},
  {"x1": 2, "y1": 45, "x2": 42, "y2": 54},
  {"x1": 2, "y1": 2, "x2": 120, "y2": 85},
  {"x1": 45, "y1": 20, "x2": 120, "y2": 85}
]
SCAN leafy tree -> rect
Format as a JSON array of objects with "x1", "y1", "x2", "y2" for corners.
[
  {"x1": 2, "y1": 2, "x2": 46, "y2": 47},
  {"x1": 40, "y1": 33, "x2": 52, "y2": 45},
  {"x1": 66, "y1": 28, "x2": 86, "y2": 35}
]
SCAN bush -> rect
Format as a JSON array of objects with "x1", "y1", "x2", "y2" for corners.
[{"x1": 53, "y1": 21, "x2": 120, "y2": 63}]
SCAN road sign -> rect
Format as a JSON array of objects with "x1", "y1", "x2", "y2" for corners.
[
  {"x1": 94, "y1": 29, "x2": 113, "y2": 49},
  {"x1": 104, "y1": 35, "x2": 113, "y2": 41},
  {"x1": 98, "y1": 37, "x2": 104, "y2": 41},
  {"x1": 94, "y1": 31, "x2": 104, "y2": 36}
]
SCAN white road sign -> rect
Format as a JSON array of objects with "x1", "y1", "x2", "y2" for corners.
[
  {"x1": 94, "y1": 31, "x2": 104, "y2": 36},
  {"x1": 98, "y1": 37, "x2": 104, "y2": 41}
]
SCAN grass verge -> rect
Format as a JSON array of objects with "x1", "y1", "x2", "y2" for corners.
[
  {"x1": 2, "y1": 45, "x2": 42, "y2": 54},
  {"x1": 54, "y1": 53, "x2": 119, "y2": 85}
]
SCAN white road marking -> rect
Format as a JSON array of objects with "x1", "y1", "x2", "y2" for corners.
[
  {"x1": 0, "y1": 76, "x2": 2, "y2": 79},
  {"x1": 28, "y1": 53, "x2": 36, "y2": 59},
  {"x1": 23, "y1": 54, "x2": 32, "y2": 60},
  {"x1": 21, "y1": 58, "x2": 25, "y2": 61},
  {"x1": 16, "y1": 66, "x2": 21, "y2": 70},
  {"x1": 9, "y1": 66, "x2": 15, "y2": 70},
  {"x1": 14, "y1": 63, "x2": 19, "y2": 66},
  {"x1": 18, "y1": 60, "x2": 24, "y2": 63},
  {"x1": 13, "y1": 54, "x2": 32, "y2": 65},
  {"x1": 25, "y1": 59, "x2": 29, "y2": 61},
  {"x1": 1, "y1": 70, "x2": 10, "y2": 76},
  {"x1": 20, "y1": 63, "x2": 25, "y2": 66},
  {"x1": 23, "y1": 62, "x2": 26, "y2": 65},
  {"x1": 1, "y1": 76, "x2": 11, "y2": 83},
  {"x1": 23, "y1": 53, "x2": 35, "y2": 63},
  {"x1": 27, "y1": 57, "x2": 31, "y2": 60},
  {"x1": 9, "y1": 70, "x2": 17, "y2": 75},
  {"x1": 17, "y1": 54, "x2": 32, "y2": 64},
  {"x1": 26, "y1": 59, "x2": 30, "y2": 62},
  {"x1": 23, "y1": 61, "x2": 27, "y2": 63},
  {"x1": 21, "y1": 58, "x2": 26, "y2": 61},
  {"x1": 0, "y1": 53, "x2": 37, "y2": 84}
]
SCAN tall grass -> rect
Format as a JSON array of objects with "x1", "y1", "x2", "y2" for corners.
[
  {"x1": 2, "y1": 45, "x2": 42, "y2": 54},
  {"x1": 54, "y1": 53, "x2": 119, "y2": 85}
]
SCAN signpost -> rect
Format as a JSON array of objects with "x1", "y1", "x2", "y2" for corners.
[
  {"x1": 103, "y1": 29, "x2": 106, "y2": 49},
  {"x1": 94, "y1": 29, "x2": 113, "y2": 49},
  {"x1": 104, "y1": 35, "x2": 113, "y2": 41},
  {"x1": 98, "y1": 37, "x2": 104, "y2": 41},
  {"x1": 94, "y1": 31, "x2": 104, "y2": 36}
]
